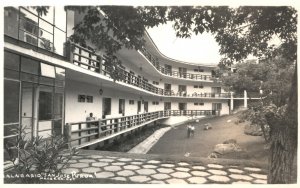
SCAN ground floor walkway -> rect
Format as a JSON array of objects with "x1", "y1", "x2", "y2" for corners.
[{"x1": 60, "y1": 150, "x2": 268, "y2": 184}]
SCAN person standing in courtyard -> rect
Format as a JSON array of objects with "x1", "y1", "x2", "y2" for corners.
[{"x1": 187, "y1": 125, "x2": 191, "y2": 138}]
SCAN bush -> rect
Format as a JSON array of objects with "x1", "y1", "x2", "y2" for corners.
[{"x1": 4, "y1": 127, "x2": 77, "y2": 183}]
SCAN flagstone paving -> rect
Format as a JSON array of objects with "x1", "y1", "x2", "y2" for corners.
[{"x1": 60, "y1": 153, "x2": 268, "y2": 184}]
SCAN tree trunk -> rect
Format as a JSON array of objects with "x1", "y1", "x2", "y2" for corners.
[{"x1": 267, "y1": 64, "x2": 297, "y2": 184}]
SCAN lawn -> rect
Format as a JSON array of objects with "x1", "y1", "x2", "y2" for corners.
[{"x1": 148, "y1": 113, "x2": 269, "y2": 164}]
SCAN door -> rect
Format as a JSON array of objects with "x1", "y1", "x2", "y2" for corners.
[
  {"x1": 211, "y1": 87, "x2": 221, "y2": 97},
  {"x1": 102, "y1": 98, "x2": 111, "y2": 118},
  {"x1": 212, "y1": 103, "x2": 222, "y2": 115},
  {"x1": 179, "y1": 67, "x2": 187, "y2": 78},
  {"x1": 178, "y1": 85, "x2": 187, "y2": 96},
  {"x1": 119, "y1": 99, "x2": 125, "y2": 116},
  {"x1": 137, "y1": 101, "x2": 141, "y2": 113},
  {"x1": 21, "y1": 82, "x2": 36, "y2": 140},
  {"x1": 178, "y1": 103, "x2": 187, "y2": 115},
  {"x1": 165, "y1": 64, "x2": 172, "y2": 75},
  {"x1": 164, "y1": 102, "x2": 171, "y2": 110},
  {"x1": 164, "y1": 83, "x2": 171, "y2": 95},
  {"x1": 38, "y1": 85, "x2": 54, "y2": 138},
  {"x1": 144, "y1": 101, "x2": 148, "y2": 113}
]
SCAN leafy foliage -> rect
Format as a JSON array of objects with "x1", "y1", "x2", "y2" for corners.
[
  {"x1": 5, "y1": 127, "x2": 78, "y2": 183},
  {"x1": 221, "y1": 56, "x2": 294, "y2": 106}
]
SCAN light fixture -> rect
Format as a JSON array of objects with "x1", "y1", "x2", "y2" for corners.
[{"x1": 99, "y1": 88, "x2": 103, "y2": 95}]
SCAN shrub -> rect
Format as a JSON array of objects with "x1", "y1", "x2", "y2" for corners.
[{"x1": 4, "y1": 126, "x2": 77, "y2": 183}]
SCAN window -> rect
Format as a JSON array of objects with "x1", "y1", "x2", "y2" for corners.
[
  {"x1": 194, "y1": 103, "x2": 198, "y2": 105},
  {"x1": 152, "y1": 81, "x2": 159, "y2": 85},
  {"x1": 199, "y1": 69, "x2": 204, "y2": 72},
  {"x1": 4, "y1": 7, "x2": 19, "y2": 38},
  {"x1": 4, "y1": 80, "x2": 20, "y2": 124},
  {"x1": 200, "y1": 103, "x2": 204, "y2": 106},
  {"x1": 152, "y1": 101, "x2": 159, "y2": 105},
  {"x1": 129, "y1": 100, "x2": 134, "y2": 105},
  {"x1": 199, "y1": 85, "x2": 204, "y2": 89},
  {"x1": 54, "y1": 6, "x2": 66, "y2": 30},
  {"x1": 194, "y1": 69, "x2": 198, "y2": 72},
  {"x1": 54, "y1": 27, "x2": 66, "y2": 55},
  {"x1": 21, "y1": 57, "x2": 39, "y2": 75},
  {"x1": 78, "y1": 95, "x2": 85, "y2": 102},
  {"x1": 55, "y1": 67, "x2": 65, "y2": 80},
  {"x1": 194, "y1": 85, "x2": 198, "y2": 88},
  {"x1": 41, "y1": 63, "x2": 55, "y2": 78},
  {"x1": 4, "y1": 51, "x2": 20, "y2": 71},
  {"x1": 86, "y1": 96, "x2": 93, "y2": 103},
  {"x1": 5, "y1": 7, "x2": 67, "y2": 56}
]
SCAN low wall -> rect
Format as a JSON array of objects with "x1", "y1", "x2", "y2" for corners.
[{"x1": 159, "y1": 116, "x2": 205, "y2": 127}]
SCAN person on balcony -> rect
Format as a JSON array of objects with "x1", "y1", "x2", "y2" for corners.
[
  {"x1": 86, "y1": 112, "x2": 96, "y2": 121},
  {"x1": 86, "y1": 113, "x2": 97, "y2": 140}
]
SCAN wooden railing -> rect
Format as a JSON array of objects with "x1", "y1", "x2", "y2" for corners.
[
  {"x1": 65, "y1": 110, "x2": 219, "y2": 147},
  {"x1": 139, "y1": 47, "x2": 217, "y2": 81},
  {"x1": 67, "y1": 42, "x2": 225, "y2": 98}
]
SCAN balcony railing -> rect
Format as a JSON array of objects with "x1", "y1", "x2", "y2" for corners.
[
  {"x1": 163, "y1": 90, "x2": 230, "y2": 98},
  {"x1": 139, "y1": 47, "x2": 217, "y2": 81},
  {"x1": 65, "y1": 110, "x2": 219, "y2": 147},
  {"x1": 67, "y1": 42, "x2": 226, "y2": 98}
]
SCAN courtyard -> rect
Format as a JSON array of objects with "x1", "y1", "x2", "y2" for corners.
[{"x1": 149, "y1": 113, "x2": 268, "y2": 164}]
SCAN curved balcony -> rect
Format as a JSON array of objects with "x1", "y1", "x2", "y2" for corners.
[
  {"x1": 67, "y1": 42, "x2": 228, "y2": 99},
  {"x1": 65, "y1": 110, "x2": 219, "y2": 148},
  {"x1": 163, "y1": 90, "x2": 230, "y2": 98},
  {"x1": 139, "y1": 47, "x2": 218, "y2": 81}
]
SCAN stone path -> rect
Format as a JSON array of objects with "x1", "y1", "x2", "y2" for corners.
[{"x1": 61, "y1": 152, "x2": 268, "y2": 184}]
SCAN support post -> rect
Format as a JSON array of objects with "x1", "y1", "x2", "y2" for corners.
[
  {"x1": 98, "y1": 119, "x2": 102, "y2": 138},
  {"x1": 244, "y1": 90, "x2": 248, "y2": 108},
  {"x1": 64, "y1": 123, "x2": 72, "y2": 148},
  {"x1": 230, "y1": 92, "x2": 234, "y2": 112}
]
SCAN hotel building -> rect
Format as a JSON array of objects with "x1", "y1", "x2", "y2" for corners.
[{"x1": 3, "y1": 7, "x2": 253, "y2": 156}]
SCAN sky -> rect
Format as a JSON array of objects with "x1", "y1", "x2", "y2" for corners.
[{"x1": 147, "y1": 22, "x2": 222, "y2": 65}]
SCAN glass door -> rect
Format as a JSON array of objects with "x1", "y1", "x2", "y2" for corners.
[
  {"x1": 21, "y1": 82, "x2": 37, "y2": 140},
  {"x1": 38, "y1": 85, "x2": 53, "y2": 138}
]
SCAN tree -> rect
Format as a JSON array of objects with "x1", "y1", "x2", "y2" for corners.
[
  {"x1": 42, "y1": 5, "x2": 296, "y2": 183},
  {"x1": 221, "y1": 57, "x2": 294, "y2": 144}
]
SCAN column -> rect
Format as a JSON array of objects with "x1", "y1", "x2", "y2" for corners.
[
  {"x1": 244, "y1": 90, "x2": 248, "y2": 108},
  {"x1": 230, "y1": 92, "x2": 234, "y2": 111}
]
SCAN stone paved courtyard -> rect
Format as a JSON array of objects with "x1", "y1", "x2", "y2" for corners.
[{"x1": 60, "y1": 150, "x2": 268, "y2": 184}]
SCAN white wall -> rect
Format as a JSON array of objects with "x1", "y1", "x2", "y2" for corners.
[{"x1": 65, "y1": 79, "x2": 102, "y2": 123}]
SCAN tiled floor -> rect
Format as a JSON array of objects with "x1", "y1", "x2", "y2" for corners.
[{"x1": 61, "y1": 153, "x2": 268, "y2": 184}]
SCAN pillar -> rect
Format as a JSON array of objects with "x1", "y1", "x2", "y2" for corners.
[
  {"x1": 244, "y1": 90, "x2": 248, "y2": 108},
  {"x1": 230, "y1": 92, "x2": 234, "y2": 111}
]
